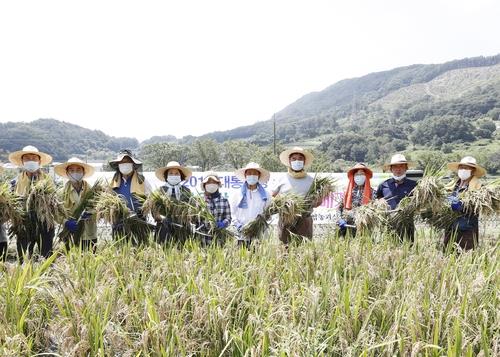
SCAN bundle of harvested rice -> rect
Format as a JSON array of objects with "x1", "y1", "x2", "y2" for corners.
[
  {"x1": 0, "y1": 182, "x2": 23, "y2": 225},
  {"x1": 142, "y1": 190, "x2": 197, "y2": 227},
  {"x1": 354, "y1": 199, "x2": 389, "y2": 232},
  {"x1": 241, "y1": 193, "x2": 306, "y2": 238},
  {"x1": 25, "y1": 177, "x2": 67, "y2": 229},
  {"x1": 461, "y1": 182, "x2": 500, "y2": 217},
  {"x1": 59, "y1": 180, "x2": 106, "y2": 243},
  {"x1": 305, "y1": 176, "x2": 336, "y2": 209}
]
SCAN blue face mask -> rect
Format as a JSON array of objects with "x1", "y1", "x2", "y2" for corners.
[{"x1": 246, "y1": 175, "x2": 259, "y2": 185}]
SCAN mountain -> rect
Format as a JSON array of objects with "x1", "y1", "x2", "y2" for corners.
[
  {"x1": 0, "y1": 119, "x2": 139, "y2": 162},
  {"x1": 191, "y1": 54, "x2": 499, "y2": 167}
]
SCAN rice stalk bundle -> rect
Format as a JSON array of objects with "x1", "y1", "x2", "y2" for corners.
[
  {"x1": 461, "y1": 183, "x2": 500, "y2": 217},
  {"x1": 59, "y1": 180, "x2": 106, "y2": 243},
  {"x1": 0, "y1": 182, "x2": 23, "y2": 225},
  {"x1": 94, "y1": 191, "x2": 130, "y2": 225},
  {"x1": 354, "y1": 199, "x2": 389, "y2": 232},
  {"x1": 305, "y1": 176, "x2": 336, "y2": 209},
  {"x1": 143, "y1": 190, "x2": 197, "y2": 227},
  {"x1": 94, "y1": 191, "x2": 152, "y2": 242},
  {"x1": 409, "y1": 175, "x2": 448, "y2": 213},
  {"x1": 421, "y1": 203, "x2": 459, "y2": 231},
  {"x1": 241, "y1": 193, "x2": 306, "y2": 238},
  {"x1": 25, "y1": 177, "x2": 67, "y2": 229}
]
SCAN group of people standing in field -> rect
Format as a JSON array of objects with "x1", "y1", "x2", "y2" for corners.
[{"x1": 0, "y1": 144, "x2": 488, "y2": 262}]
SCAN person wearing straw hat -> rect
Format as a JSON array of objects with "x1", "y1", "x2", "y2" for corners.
[
  {"x1": 272, "y1": 147, "x2": 318, "y2": 244},
  {"x1": 337, "y1": 163, "x2": 375, "y2": 237},
  {"x1": 197, "y1": 171, "x2": 231, "y2": 246},
  {"x1": 376, "y1": 153, "x2": 417, "y2": 242},
  {"x1": 55, "y1": 157, "x2": 98, "y2": 251},
  {"x1": 108, "y1": 149, "x2": 152, "y2": 239},
  {"x1": 443, "y1": 156, "x2": 486, "y2": 251},
  {"x1": 154, "y1": 161, "x2": 193, "y2": 244},
  {"x1": 230, "y1": 162, "x2": 271, "y2": 248},
  {"x1": 8, "y1": 145, "x2": 55, "y2": 260}
]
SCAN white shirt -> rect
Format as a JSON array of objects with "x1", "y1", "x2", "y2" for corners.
[
  {"x1": 230, "y1": 187, "x2": 271, "y2": 226},
  {"x1": 271, "y1": 174, "x2": 314, "y2": 197}
]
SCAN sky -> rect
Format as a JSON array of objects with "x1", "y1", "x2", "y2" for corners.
[{"x1": 0, "y1": 0, "x2": 499, "y2": 141}]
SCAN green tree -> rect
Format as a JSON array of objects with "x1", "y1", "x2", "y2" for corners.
[{"x1": 139, "y1": 143, "x2": 190, "y2": 171}]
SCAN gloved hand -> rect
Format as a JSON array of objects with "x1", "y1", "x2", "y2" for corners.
[
  {"x1": 216, "y1": 220, "x2": 228, "y2": 229},
  {"x1": 64, "y1": 219, "x2": 78, "y2": 233},
  {"x1": 450, "y1": 198, "x2": 463, "y2": 212},
  {"x1": 80, "y1": 211, "x2": 92, "y2": 220},
  {"x1": 235, "y1": 222, "x2": 243, "y2": 232},
  {"x1": 337, "y1": 219, "x2": 347, "y2": 229}
]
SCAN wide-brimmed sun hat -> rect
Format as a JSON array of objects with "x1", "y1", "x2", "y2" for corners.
[
  {"x1": 235, "y1": 162, "x2": 270, "y2": 184},
  {"x1": 155, "y1": 161, "x2": 193, "y2": 182},
  {"x1": 8, "y1": 145, "x2": 53, "y2": 167},
  {"x1": 109, "y1": 149, "x2": 142, "y2": 169},
  {"x1": 347, "y1": 163, "x2": 373, "y2": 180},
  {"x1": 54, "y1": 157, "x2": 95, "y2": 179},
  {"x1": 447, "y1": 156, "x2": 486, "y2": 178},
  {"x1": 383, "y1": 154, "x2": 414, "y2": 171},
  {"x1": 279, "y1": 147, "x2": 314, "y2": 169},
  {"x1": 200, "y1": 171, "x2": 221, "y2": 191}
]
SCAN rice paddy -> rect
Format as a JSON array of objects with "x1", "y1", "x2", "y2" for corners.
[{"x1": 0, "y1": 226, "x2": 498, "y2": 356}]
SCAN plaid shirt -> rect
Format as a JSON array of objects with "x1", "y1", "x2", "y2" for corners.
[{"x1": 203, "y1": 192, "x2": 231, "y2": 227}]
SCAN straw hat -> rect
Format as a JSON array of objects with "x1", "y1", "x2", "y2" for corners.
[
  {"x1": 447, "y1": 156, "x2": 486, "y2": 178},
  {"x1": 279, "y1": 147, "x2": 314, "y2": 169},
  {"x1": 109, "y1": 149, "x2": 142, "y2": 169},
  {"x1": 54, "y1": 157, "x2": 95, "y2": 179},
  {"x1": 235, "y1": 162, "x2": 270, "y2": 184},
  {"x1": 155, "y1": 161, "x2": 192, "y2": 181},
  {"x1": 200, "y1": 171, "x2": 221, "y2": 191},
  {"x1": 8, "y1": 145, "x2": 53, "y2": 167},
  {"x1": 383, "y1": 154, "x2": 414, "y2": 171},
  {"x1": 347, "y1": 163, "x2": 373, "y2": 180}
]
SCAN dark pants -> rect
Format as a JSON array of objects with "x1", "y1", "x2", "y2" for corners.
[
  {"x1": 444, "y1": 228, "x2": 478, "y2": 251},
  {"x1": 394, "y1": 222, "x2": 415, "y2": 243},
  {"x1": 278, "y1": 216, "x2": 313, "y2": 244},
  {"x1": 155, "y1": 221, "x2": 191, "y2": 245},
  {"x1": 16, "y1": 226, "x2": 55, "y2": 262},
  {"x1": 66, "y1": 238, "x2": 97, "y2": 252},
  {"x1": 339, "y1": 226, "x2": 357, "y2": 238},
  {"x1": 0, "y1": 242, "x2": 7, "y2": 262}
]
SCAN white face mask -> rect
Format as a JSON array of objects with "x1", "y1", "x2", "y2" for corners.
[
  {"x1": 290, "y1": 160, "x2": 304, "y2": 171},
  {"x1": 68, "y1": 172, "x2": 84, "y2": 182},
  {"x1": 205, "y1": 183, "x2": 219, "y2": 194},
  {"x1": 392, "y1": 173, "x2": 406, "y2": 181},
  {"x1": 246, "y1": 175, "x2": 259, "y2": 186},
  {"x1": 457, "y1": 169, "x2": 472, "y2": 181},
  {"x1": 354, "y1": 175, "x2": 366, "y2": 186},
  {"x1": 118, "y1": 163, "x2": 134, "y2": 176},
  {"x1": 23, "y1": 161, "x2": 40, "y2": 173},
  {"x1": 167, "y1": 175, "x2": 181, "y2": 185}
]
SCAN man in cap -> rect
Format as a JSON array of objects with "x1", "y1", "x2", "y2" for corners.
[
  {"x1": 376, "y1": 154, "x2": 417, "y2": 242},
  {"x1": 108, "y1": 149, "x2": 152, "y2": 240},
  {"x1": 55, "y1": 157, "x2": 98, "y2": 251},
  {"x1": 444, "y1": 156, "x2": 486, "y2": 251},
  {"x1": 230, "y1": 162, "x2": 271, "y2": 248},
  {"x1": 272, "y1": 147, "x2": 319, "y2": 244},
  {"x1": 8, "y1": 145, "x2": 55, "y2": 260},
  {"x1": 337, "y1": 163, "x2": 375, "y2": 237}
]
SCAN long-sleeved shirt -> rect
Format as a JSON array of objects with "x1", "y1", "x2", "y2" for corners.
[
  {"x1": 230, "y1": 187, "x2": 271, "y2": 227},
  {"x1": 376, "y1": 178, "x2": 417, "y2": 210}
]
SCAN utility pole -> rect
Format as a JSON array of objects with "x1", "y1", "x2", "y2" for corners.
[{"x1": 273, "y1": 113, "x2": 277, "y2": 155}]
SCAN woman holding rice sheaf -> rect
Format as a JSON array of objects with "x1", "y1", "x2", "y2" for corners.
[
  {"x1": 108, "y1": 149, "x2": 152, "y2": 240},
  {"x1": 153, "y1": 161, "x2": 193, "y2": 244},
  {"x1": 55, "y1": 157, "x2": 98, "y2": 251},
  {"x1": 230, "y1": 162, "x2": 271, "y2": 248},
  {"x1": 444, "y1": 156, "x2": 486, "y2": 251},
  {"x1": 337, "y1": 163, "x2": 375, "y2": 237},
  {"x1": 9, "y1": 145, "x2": 55, "y2": 260}
]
